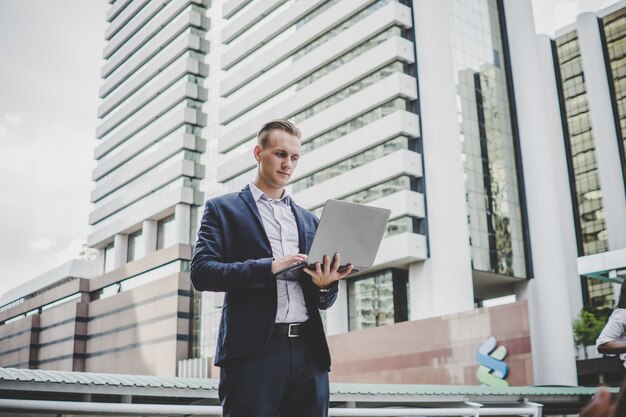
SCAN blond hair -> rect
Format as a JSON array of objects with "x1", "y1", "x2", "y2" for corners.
[{"x1": 257, "y1": 119, "x2": 301, "y2": 148}]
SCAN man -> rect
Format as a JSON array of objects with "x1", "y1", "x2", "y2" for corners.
[
  {"x1": 597, "y1": 280, "x2": 626, "y2": 368},
  {"x1": 190, "y1": 119, "x2": 353, "y2": 417}
]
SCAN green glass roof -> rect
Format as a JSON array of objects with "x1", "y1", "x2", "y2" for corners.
[{"x1": 0, "y1": 367, "x2": 616, "y2": 397}]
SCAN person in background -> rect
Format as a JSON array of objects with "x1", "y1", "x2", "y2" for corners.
[{"x1": 597, "y1": 280, "x2": 626, "y2": 368}]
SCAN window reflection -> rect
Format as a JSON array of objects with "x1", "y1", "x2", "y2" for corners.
[
  {"x1": 556, "y1": 30, "x2": 611, "y2": 308},
  {"x1": 602, "y1": 9, "x2": 626, "y2": 192},
  {"x1": 348, "y1": 268, "x2": 408, "y2": 331},
  {"x1": 449, "y1": 0, "x2": 526, "y2": 278}
]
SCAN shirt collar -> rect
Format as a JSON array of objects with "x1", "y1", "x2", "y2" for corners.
[{"x1": 249, "y1": 182, "x2": 291, "y2": 205}]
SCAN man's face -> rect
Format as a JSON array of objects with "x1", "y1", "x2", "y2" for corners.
[{"x1": 254, "y1": 129, "x2": 301, "y2": 192}]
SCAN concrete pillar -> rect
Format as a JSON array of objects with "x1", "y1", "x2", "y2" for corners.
[
  {"x1": 577, "y1": 13, "x2": 626, "y2": 250},
  {"x1": 175, "y1": 204, "x2": 191, "y2": 244},
  {"x1": 536, "y1": 35, "x2": 583, "y2": 320},
  {"x1": 142, "y1": 219, "x2": 157, "y2": 256},
  {"x1": 326, "y1": 280, "x2": 348, "y2": 335},
  {"x1": 503, "y1": 0, "x2": 577, "y2": 385},
  {"x1": 95, "y1": 248, "x2": 106, "y2": 275},
  {"x1": 410, "y1": 0, "x2": 474, "y2": 319},
  {"x1": 113, "y1": 234, "x2": 128, "y2": 269}
]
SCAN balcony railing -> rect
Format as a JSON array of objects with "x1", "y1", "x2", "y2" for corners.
[{"x1": 0, "y1": 398, "x2": 543, "y2": 416}]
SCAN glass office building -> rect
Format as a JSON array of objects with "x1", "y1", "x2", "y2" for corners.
[
  {"x1": 602, "y1": 8, "x2": 626, "y2": 173},
  {"x1": 449, "y1": 0, "x2": 527, "y2": 279},
  {"x1": 554, "y1": 2, "x2": 626, "y2": 311},
  {"x1": 555, "y1": 31, "x2": 612, "y2": 309}
]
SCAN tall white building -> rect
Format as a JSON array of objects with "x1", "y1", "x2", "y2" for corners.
[
  {"x1": 552, "y1": 1, "x2": 626, "y2": 308},
  {"x1": 86, "y1": 0, "x2": 211, "y2": 368},
  {"x1": 89, "y1": 0, "x2": 209, "y2": 271}
]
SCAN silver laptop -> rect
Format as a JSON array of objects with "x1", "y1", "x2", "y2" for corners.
[{"x1": 275, "y1": 199, "x2": 391, "y2": 276}]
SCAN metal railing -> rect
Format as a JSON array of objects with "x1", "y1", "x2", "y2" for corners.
[{"x1": 0, "y1": 398, "x2": 543, "y2": 416}]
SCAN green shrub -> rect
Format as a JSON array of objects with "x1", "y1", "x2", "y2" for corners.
[{"x1": 572, "y1": 309, "x2": 608, "y2": 353}]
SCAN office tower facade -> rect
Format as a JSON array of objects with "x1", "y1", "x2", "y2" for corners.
[
  {"x1": 553, "y1": 1, "x2": 626, "y2": 312},
  {"x1": 85, "y1": 0, "x2": 210, "y2": 373}
]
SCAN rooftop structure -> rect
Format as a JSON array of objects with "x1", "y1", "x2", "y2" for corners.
[{"x1": 0, "y1": 367, "x2": 610, "y2": 416}]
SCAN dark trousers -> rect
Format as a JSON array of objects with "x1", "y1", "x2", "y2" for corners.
[{"x1": 218, "y1": 330, "x2": 329, "y2": 417}]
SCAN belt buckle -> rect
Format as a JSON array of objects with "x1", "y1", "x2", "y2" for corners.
[{"x1": 288, "y1": 323, "x2": 299, "y2": 338}]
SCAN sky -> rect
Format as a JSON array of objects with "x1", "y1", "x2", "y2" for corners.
[
  {"x1": 0, "y1": 0, "x2": 615, "y2": 300},
  {"x1": 0, "y1": 0, "x2": 108, "y2": 299}
]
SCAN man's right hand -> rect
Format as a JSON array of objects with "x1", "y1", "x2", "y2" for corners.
[{"x1": 271, "y1": 253, "x2": 308, "y2": 273}]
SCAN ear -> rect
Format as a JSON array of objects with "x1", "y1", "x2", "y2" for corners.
[{"x1": 253, "y1": 144, "x2": 262, "y2": 162}]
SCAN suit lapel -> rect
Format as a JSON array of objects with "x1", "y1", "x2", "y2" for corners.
[{"x1": 239, "y1": 185, "x2": 272, "y2": 252}]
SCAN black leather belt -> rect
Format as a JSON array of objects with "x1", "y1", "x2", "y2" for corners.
[{"x1": 273, "y1": 323, "x2": 306, "y2": 338}]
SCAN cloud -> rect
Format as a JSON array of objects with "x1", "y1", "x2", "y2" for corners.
[
  {"x1": 28, "y1": 237, "x2": 58, "y2": 252},
  {"x1": 0, "y1": 112, "x2": 27, "y2": 141},
  {"x1": 4, "y1": 112, "x2": 26, "y2": 127},
  {"x1": 0, "y1": 1, "x2": 107, "y2": 299}
]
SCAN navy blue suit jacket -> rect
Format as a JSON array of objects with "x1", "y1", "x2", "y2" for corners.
[{"x1": 190, "y1": 185, "x2": 339, "y2": 368}]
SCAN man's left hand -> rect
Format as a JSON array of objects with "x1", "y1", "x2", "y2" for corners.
[{"x1": 302, "y1": 253, "x2": 353, "y2": 289}]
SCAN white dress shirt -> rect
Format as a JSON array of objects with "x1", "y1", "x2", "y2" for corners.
[
  {"x1": 596, "y1": 308, "x2": 626, "y2": 368},
  {"x1": 249, "y1": 182, "x2": 309, "y2": 323}
]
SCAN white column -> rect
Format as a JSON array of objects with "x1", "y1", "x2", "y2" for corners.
[
  {"x1": 113, "y1": 233, "x2": 128, "y2": 269},
  {"x1": 536, "y1": 35, "x2": 583, "y2": 320},
  {"x1": 410, "y1": 0, "x2": 474, "y2": 319},
  {"x1": 174, "y1": 204, "x2": 191, "y2": 245},
  {"x1": 326, "y1": 280, "x2": 348, "y2": 335},
  {"x1": 503, "y1": 0, "x2": 577, "y2": 385},
  {"x1": 142, "y1": 219, "x2": 157, "y2": 256},
  {"x1": 577, "y1": 13, "x2": 626, "y2": 250},
  {"x1": 95, "y1": 248, "x2": 106, "y2": 275}
]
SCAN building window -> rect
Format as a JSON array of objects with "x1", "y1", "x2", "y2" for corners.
[
  {"x1": 103, "y1": 243, "x2": 115, "y2": 273},
  {"x1": 291, "y1": 137, "x2": 410, "y2": 193},
  {"x1": 348, "y1": 269, "x2": 409, "y2": 331},
  {"x1": 291, "y1": 61, "x2": 405, "y2": 124},
  {"x1": 555, "y1": 30, "x2": 612, "y2": 310},
  {"x1": 302, "y1": 98, "x2": 407, "y2": 154},
  {"x1": 127, "y1": 230, "x2": 143, "y2": 262},
  {"x1": 157, "y1": 215, "x2": 175, "y2": 250},
  {"x1": 449, "y1": 0, "x2": 527, "y2": 278},
  {"x1": 601, "y1": 9, "x2": 626, "y2": 188},
  {"x1": 311, "y1": 175, "x2": 416, "y2": 218}
]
